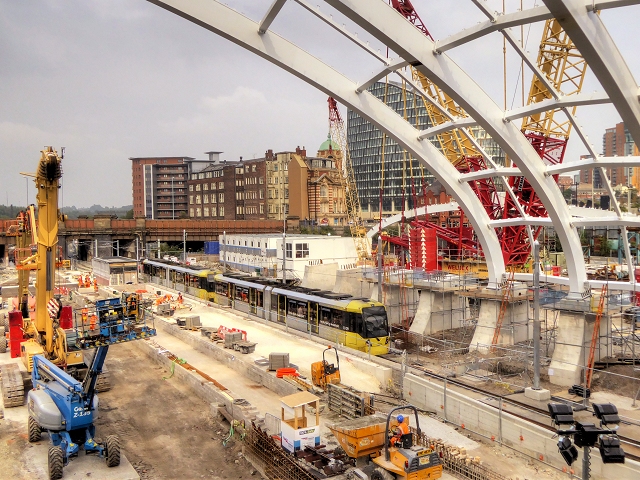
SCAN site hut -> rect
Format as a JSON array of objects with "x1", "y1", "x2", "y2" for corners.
[
  {"x1": 220, "y1": 233, "x2": 358, "y2": 281},
  {"x1": 279, "y1": 391, "x2": 321, "y2": 453},
  {"x1": 91, "y1": 256, "x2": 138, "y2": 286}
]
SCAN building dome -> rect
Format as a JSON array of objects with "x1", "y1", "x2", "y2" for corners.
[{"x1": 318, "y1": 133, "x2": 340, "y2": 152}]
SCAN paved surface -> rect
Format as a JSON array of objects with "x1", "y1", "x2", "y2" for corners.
[{"x1": 159, "y1": 293, "x2": 386, "y2": 394}]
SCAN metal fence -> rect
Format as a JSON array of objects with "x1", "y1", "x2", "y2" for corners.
[{"x1": 244, "y1": 422, "x2": 315, "y2": 480}]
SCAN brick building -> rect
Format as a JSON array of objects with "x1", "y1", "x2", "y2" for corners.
[{"x1": 130, "y1": 156, "x2": 197, "y2": 220}]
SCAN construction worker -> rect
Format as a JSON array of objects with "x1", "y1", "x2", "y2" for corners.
[
  {"x1": 84, "y1": 275, "x2": 91, "y2": 288},
  {"x1": 78, "y1": 275, "x2": 83, "y2": 288},
  {"x1": 93, "y1": 278, "x2": 98, "y2": 292},
  {"x1": 390, "y1": 414, "x2": 410, "y2": 447},
  {"x1": 89, "y1": 313, "x2": 97, "y2": 331},
  {"x1": 177, "y1": 292, "x2": 183, "y2": 304},
  {"x1": 81, "y1": 306, "x2": 89, "y2": 326}
]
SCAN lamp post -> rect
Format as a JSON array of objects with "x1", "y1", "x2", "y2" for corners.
[{"x1": 548, "y1": 402, "x2": 625, "y2": 480}]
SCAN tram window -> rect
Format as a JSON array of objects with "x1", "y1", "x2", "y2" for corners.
[
  {"x1": 333, "y1": 310, "x2": 345, "y2": 328},
  {"x1": 257, "y1": 292, "x2": 263, "y2": 308},
  {"x1": 271, "y1": 294, "x2": 278, "y2": 311},
  {"x1": 320, "y1": 307, "x2": 331, "y2": 324},
  {"x1": 287, "y1": 300, "x2": 307, "y2": 318},
  {"x1": 236, "y1": 287, "x2": 248, "y2": 302},
  {"x1": 216, "y1": 283, "x2": 228, "y2": 296}
]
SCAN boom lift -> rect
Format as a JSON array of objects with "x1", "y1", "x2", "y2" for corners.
[{"x1": 29, "y1": 296, "x2": 156, "y2": 479}]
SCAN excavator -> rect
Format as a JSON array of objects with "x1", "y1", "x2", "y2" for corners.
[{"x1": 0, "y1": 148, "x2": 157, "y2": 479}]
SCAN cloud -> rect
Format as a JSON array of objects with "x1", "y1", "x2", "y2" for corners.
[{"x1": 200, "y1": 87, "x2": 268, "y2": 112}]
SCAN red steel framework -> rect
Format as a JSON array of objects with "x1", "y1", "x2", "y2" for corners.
[{"x1": 389, "y1": 0, "x2": 583, "y2": 267}]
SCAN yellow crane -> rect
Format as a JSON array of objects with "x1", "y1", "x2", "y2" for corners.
[{"x1": 328, "y1": 96, "x2": 371, "y2": 262}]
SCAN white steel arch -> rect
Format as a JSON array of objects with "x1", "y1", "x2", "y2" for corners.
[
  {"x1": 147, "y1": 0, "x2": 506, "y2": 283},
  {"x1": 147, "y1": 0, "x2": 640, "y2": 293}
]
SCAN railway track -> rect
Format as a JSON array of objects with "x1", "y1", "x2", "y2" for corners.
[{"x1": 402, "y1": 361, "x2": 640, "y2": 463}]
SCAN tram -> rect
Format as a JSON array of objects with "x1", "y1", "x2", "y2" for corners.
[{"x1": 141, "y1": 259, "x2": 390, "y2": 355}]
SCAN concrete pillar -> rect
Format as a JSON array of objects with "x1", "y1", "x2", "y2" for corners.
[
  {"x1": 548, "y1": 311, "x2": 611, "y2": 387},
  {"x1": 410, "y1": 290, "x2": 470, "y2": 336},
  {"x1": 468, "y1": 284, "x2": 530, "y2": 353}
]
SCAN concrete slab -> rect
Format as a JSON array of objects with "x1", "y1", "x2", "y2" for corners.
[
  {"x1": 524, "y1": 387, "x2": 551, "y2": 401},
  {"x1": 150, "y1": 288, "x2": 388, "y2": 394}
]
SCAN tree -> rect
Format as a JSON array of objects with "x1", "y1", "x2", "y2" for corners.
[{"x1": 123, "y1": 209, "x2": 134, "y2": 219}]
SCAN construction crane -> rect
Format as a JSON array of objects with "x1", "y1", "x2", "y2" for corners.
[
  {"x1": 502, "y1": 18, "x2": 587, "y2": 265},
  {"x1": 390, "y1": 1, "x2": 588, "y2": 267},
  {"x1": 328, "y1": 96, "x2": 371, "y2": 262}
]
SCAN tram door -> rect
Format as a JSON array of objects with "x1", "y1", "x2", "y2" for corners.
[
  {"x1": 278, "y1": 295, "x2": 287, "y2": 323},
  {"x1": 309, "y1": 302, "x2": 319, "y2": 334},
  {"x1": 249, "y1": 288, "x2": 257, "y2": 315}
]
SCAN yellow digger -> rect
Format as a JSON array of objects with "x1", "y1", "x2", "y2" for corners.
[{"x1": 311, "y1": 346, "x2": 341, "y2": 389}]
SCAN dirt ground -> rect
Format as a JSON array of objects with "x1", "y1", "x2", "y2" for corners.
[
  {"x1": 0, "y1": 341, "x2": 258, "y2": 480},
  {"x1": 96, "y1": 342, "x2": 258, "y2": 480}
]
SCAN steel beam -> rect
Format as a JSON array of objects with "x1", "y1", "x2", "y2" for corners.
[
  {"x1": 504, "y1": 92, "x2": 610, "y2": 122},
  {"x1": 258, "y1": 0, "x2": 288, "y2": 34},
  {"x1": 547, "y1": 156, "x2": 640, "y2": 174},
  {"x1": 417, "y1": 117, "x2": 478, "y2": 140},
  {"x1": 356, "y1": 58, "x2": 409, "y2": 93}
]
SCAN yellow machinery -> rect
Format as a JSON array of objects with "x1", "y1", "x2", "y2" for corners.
[
  {"x1": 15, "y1": 147, "x2": 79, "y2": 371},
  {"x1": 311, "y1": 346, "x2": 341, "y2": 390},
  {"x1": 328, "y1": 406, "x2": 442, "y2": 480},
  {"x1": 328, "y1": 97, "x2": 371, "y2": 263}
]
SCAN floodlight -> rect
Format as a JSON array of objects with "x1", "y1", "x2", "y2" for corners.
[
  {"x1": 574, "y1": 423, "x2": 600, "y2": 449},
  {"x1": 599, "y1": 435, "x2": 625, "y2": 464},
  {"x1": 557, "y1": 437, "x2": 579, "y2": 466},
  {"x1": 548, "y1": 403, "x2": 574, "y2": 426},
  {"x1": 592, "y1": 403, "x2": 621, "y2": 427}
]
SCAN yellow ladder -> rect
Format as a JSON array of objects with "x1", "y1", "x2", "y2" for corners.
[
  {"x1": 490, "y1": 270, "x2": 515, "y2": 352},
  {"x1": 585, "y1": 285, "x2": 607, "y2": 389}
]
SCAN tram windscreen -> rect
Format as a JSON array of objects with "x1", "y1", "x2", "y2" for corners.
[{"x1": 362, "y1": 306, "x2": 388, "y2": 338}]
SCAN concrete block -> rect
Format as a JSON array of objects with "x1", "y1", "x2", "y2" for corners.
[{"x1": 524, "y1": 387, "x2": 550, "y2": 401}]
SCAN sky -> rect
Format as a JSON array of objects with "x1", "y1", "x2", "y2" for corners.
[{"x1": 1, "y1": 0, "x2": 639, "y2": 208}]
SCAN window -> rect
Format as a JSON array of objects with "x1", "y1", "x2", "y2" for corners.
[
  {"x1": 320, "y1": 185, "x2": 327, "y2": 197},
  {"x1": 203, "y1": 183, "x2": 208, "y2": 191},
  {"x1": 189, "y1": 185, "x2": 193, "y2": 191},
  {"x1": 203, "y1": 194, "x2": 209, "y2": 204},
  {"x1": 211, "y1": 206, "x2": 217, "y2": 216},
  {"x1": 189, "y1": 195, "x2": 194, "y2": 204},
  {"x1": 211, "y1": 194, "x2": 216, "y2": 204},
  {"x1": 196, "y1": 184, "x2": 201, "y2": 191},
  {"x1": 211, "y1": 183, "x2": 216, "y2": 190},
  {"x1": 285, "y1": 243, "x2": 292, "y2": 258},
  {"x1": 189, "y1": 208, "x2": 194, "y2": 217},
  {"x1": 260, "y1": 189, "x2": 264, "y2": 199},
  {"x1": 219, "y1": 193, "x2": 224, "y2": 203},
  {"x1": 205, "y1": 172, "x2": 212, "y2": 179},
  {"x1": 219, "y1": 182, "x2": 224, "y2": 189},
  {"x1": 295, "y1": 243, "x2": 309, "y2": 258},
  {"x1": 259, "y1": 204, "x2": 264, "y2": 214},
  {"x1": 204, "y1": 207, "x2": 209, "y2": 216},
  {"x1": 196, "y1": 195, "x2": 201, "y2": 204},
  {"x1": 259, "y1": 177, "x2": 264, "y2": 184},
  {"x1": 219, "y1": 206, "x2": 224, "y2": 216},
  {"x1": 196, "y1": 207, "x2": 202, "y2": 217}
]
